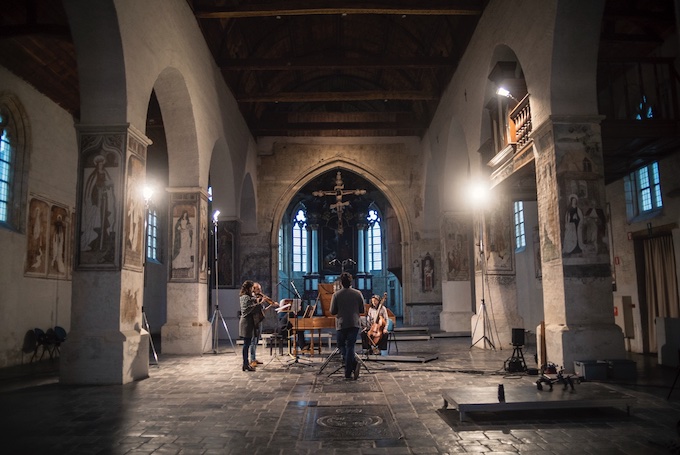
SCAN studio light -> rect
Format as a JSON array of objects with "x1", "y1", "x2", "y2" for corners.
[
  {"x1": 142, "y1": 185, "x2": 154, "y2": 204},
  {"x1": 496, "y1": 87, "x2": 517, "y2": 101}
]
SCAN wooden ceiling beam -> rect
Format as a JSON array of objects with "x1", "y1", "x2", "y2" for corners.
[
  {"x1": 219, "y1": 56, "x2": 456, "y2": 70},
  {"x1": 0, "y1": 24, "x2": 71, "y2": 38},
  {"x1": 237, "y1": 90, "x2": 438, "y2": 102},
  {"x1": 250, "y1": 121, "x2": 426, "y2": 133},
  {"x1": 195, "y1": 1, "x2": 483, "y2": 19}
]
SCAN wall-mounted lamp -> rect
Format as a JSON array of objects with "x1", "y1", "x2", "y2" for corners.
[{"x1": 496, "y1": 87, "x2": 517, "y2": 101}]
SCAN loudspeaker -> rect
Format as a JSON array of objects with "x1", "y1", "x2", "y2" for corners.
[{"x1": 511, "y1": 328, "x2": 525, "y2": 346}]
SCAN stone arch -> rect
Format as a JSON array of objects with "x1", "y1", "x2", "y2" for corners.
[
  {"x1": 208, "y1": 137, "x2": 237, "y2": 218},
  {"x1": 153, "y1": 67, "x2": 201, "y2": 188},
  {"x1": 549, "y1": 2, "x2": 605, "y2": 116},
  {"x1": 269, "y1": 158, "x2": 413, "y2": 294},
  {"x1": 63, "y1": 0, "x2": 127, "y2": 124},
  {"x1": 239, "y1": 173, "x2": 257, "y2": 234}
]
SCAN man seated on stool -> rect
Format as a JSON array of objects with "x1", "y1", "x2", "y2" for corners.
[{"x1": 330, "y1": 272, "x2": 365, "y2": 380}]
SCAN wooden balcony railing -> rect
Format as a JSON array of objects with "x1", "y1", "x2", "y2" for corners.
[{"x1": 509, "y1": 93, "x2": 532, "y2": 152}]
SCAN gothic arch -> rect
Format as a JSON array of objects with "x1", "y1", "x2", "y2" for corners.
[
  {"x1": 269, "y1": 158, "x2": 413, "y2": 293},
  {"x1": 153, "y1": 67, "x2": 202, "y2": 188}
]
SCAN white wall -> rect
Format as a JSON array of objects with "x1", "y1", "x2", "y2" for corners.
[
  {"x1": 0, "y1": 67, "x2": 78, "y2": 367},
  {"x1": 607, "y1": 152, "x2": 680, "y2": 354}
]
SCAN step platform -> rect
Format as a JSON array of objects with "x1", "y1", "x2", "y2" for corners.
[{"x1": 441, "y1": 382, "x2": 636, "y2": 422}]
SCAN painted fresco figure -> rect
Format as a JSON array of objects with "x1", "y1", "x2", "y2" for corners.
[
  {"x1": 51, "y1": 214, "x2": 66, "y2": 274},
  {"x1": 81, "y1": 153, "x2": 116, "y2": 253},
  {"x1": 562, "y1": 195, "x2": 584, "y2": 255},
  {"x1": 172, "y1": 210, "x2": 194, "y2": 270}
]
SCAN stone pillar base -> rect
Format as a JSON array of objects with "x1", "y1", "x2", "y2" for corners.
[
  {"x1": 161, "y1": 320, "x2": 211, "y2": 354},
  {"x1": 60, "y1": 329, "x2": 149, "y2": 385},
  {"x1": 538, "y1": 323, "x2": 625, "y2": 373},
  {"x1": 440, "y1": 310, "x2": 472, "y2": 334}
]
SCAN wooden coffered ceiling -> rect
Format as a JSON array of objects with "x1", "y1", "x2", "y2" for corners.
[
  {"x1": 189, "y1": 0, "x2": 486, "y2": 138},
  {"x1": 0, "y1": 1, "x2": 678, "y2": 184}
]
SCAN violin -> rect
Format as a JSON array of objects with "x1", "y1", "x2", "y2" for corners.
[
  {"x1": 256, "y1": 293, "x2": 278, "y2": 309},
  {"x1": 367, "y1": 292, "x2": 388, "y2": 347}
]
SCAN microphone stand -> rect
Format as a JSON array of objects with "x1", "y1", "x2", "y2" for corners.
[{"x1": 287, "y1": 280, "x2": 312, "y2": 367}]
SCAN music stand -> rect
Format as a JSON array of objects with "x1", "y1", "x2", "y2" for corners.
[
  {"x1": 203, "y1": 210, "x2": 237, "y2": 355},
  {"x1": 285, "y1": 287, "x2": 314, "y2": 368}
]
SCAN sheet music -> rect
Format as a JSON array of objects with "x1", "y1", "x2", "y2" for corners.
[{"x1": 276, "y1": 298, "x2": 302, "y2": 313}]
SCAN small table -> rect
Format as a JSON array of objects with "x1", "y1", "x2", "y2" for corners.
[{"x1": 442, "y1": 383, "x2": 636, "y2": 421}]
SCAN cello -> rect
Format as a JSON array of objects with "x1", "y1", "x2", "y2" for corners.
[{"x1": 367, "y1": 292, "x2": 388, "y2": 347}]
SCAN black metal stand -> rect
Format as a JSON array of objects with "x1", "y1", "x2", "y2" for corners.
[
  {"x1": 203, "y1": 213, "x2": 236, "y2": 355},
  {"x1": 142, "y1": 306, "x2": 158, "y2": 365},
  {"x1": 470, "y1": 223, "x2": 498, "y2": 351},
  {"x1": 286, "y1": 281, "x2": 313, "y2": 368},
  {"x1": 142, "y1": 194, "x2": 159, "y2": 366},
  {"x1": 318, "y1": 347, "x2": 371, "y2": 376}
]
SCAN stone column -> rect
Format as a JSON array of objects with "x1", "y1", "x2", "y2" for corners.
[
  {"x1": 161, "y1": 188, "x2": 210, "y2": 354},
  {"x1": 309, "y1": 223, "x2": 319, "y2": 274},
  {"x1": 439, "y1": 211, "x2": 473, "y2": 333},
  {"x1": 533, "y1": 116, "x2": 625, "y2": 371},
  {"x1": 357, "y1": 222, "x2": 367, "y2": 273},
  {"x1": 61, "y1": 125, "x2": 152, "y2": 384}
]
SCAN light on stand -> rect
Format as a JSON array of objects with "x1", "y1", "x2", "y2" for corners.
[
  {"x1": 203, "y1": 209, "x2": 236, "y2": 355},
  {"x1": 496, "y1": 86, "x2": 517, "y2": 101},
  {"x1": 468, "y1": 179, "x2": 499, "y2": 351},
  {"x1": 141, "y1": 184, "x2": 158, "y2": 364}
]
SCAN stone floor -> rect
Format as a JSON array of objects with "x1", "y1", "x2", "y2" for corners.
[{"x1": 2, "y1": 335, "x2": 680, "y2": 454}]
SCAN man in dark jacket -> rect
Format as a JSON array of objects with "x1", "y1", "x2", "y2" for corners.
[{"x1": 330, "y1": 272, "x2": 365, "y2": 379}]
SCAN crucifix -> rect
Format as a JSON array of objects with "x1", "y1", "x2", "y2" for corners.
[{"x1": 313, "y1": 171, "x2": 366, "y2": 234}]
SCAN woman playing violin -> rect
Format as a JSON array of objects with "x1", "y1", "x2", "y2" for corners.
[
  {"x1": 361, "y1": 293, "x2": 389, "y2": 355},
  {"x1": 248, "y1": 282, "x2": 278, "y2": 368}
]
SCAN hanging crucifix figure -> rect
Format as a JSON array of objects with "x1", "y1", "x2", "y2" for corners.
[{"x1": 313, "y1": 171, "x2": 366, "y2": 234}]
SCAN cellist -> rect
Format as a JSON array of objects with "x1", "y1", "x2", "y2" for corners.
[{"x1": 361, "y1": 293, "x2": 389, "y2": 355}]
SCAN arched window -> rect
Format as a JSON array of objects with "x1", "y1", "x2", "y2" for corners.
[
  {"x1": 146, "y1": 205, "x2": 159, "y2": 261},
  {"x1": 367, "y1": 207, "x2": 382, "y2": 271},
  {"x1": 292, "y1": 206, "x2": 308, "y2": 273},
  {"x1": 0, "y1": 96, "x2": 29, "y2": 232},
  {"x1": 0, "y1": 112, "x2": 12, "y2": 223}
]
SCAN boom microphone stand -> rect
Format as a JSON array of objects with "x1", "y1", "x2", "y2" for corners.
[{"x1": 203, "y1": 210, "x2": 237, "y2": 355}]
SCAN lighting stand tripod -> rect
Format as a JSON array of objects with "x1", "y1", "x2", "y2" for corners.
[
  {"x1": 470, "y1": 222, "x2": 498, "y2": 351},
  {"x1": 203, "y1": 211, "x2": 237, "y2": 355},
  {"x1": 318, "y1": 347, "x2": 371, "y2": 376},
  {"x1": 286, "y1": 280, "x2": 313, "y2": 368},
  {"x1": 142, "y1": 190, "x2": 158, "y2": 366},
  {"x1": 142, "y1": 306, "x2": 158, "y2": 365}
]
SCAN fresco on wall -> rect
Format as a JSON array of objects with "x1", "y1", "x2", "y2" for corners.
[
  {"x1": 78, "y1": 135, "x2": 123, "y2": 268},
  {"x1": 123, "y1": 155, "x2": 145, "y2": 270},
  {"x1": 47, "y1": 205, "x2": 70, "y2": 279},
  {"x1": 25, "y1": 198, "x2": 49, "y2": 276},
  {"x1": 25, "y1": 197, "x2": 72, "y2": 279},
  {"x1": 216, "y1": 221, "x2": 238, "y2": 288},
  {"x1": 198, "y1": 198, "x2": 208, "y2": 283},
  {"x1": 442, "y1": 216, "x2": 469, "y2": 281},
  {"x1": 484, "y1": 200, "x2": 514, "y2": 274},
  {"x1": 422, "y1": 253, "x2": 434, "y2": 292},
  {"x1": 560, "y1": 179, "x2": 609, "y2": 262},
  {"x1": 170, "y1": 204, "x2": 196, "y2": 280},
  {"x1": 533, "y1": 226, "x2": 542, "y2": 280}
]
